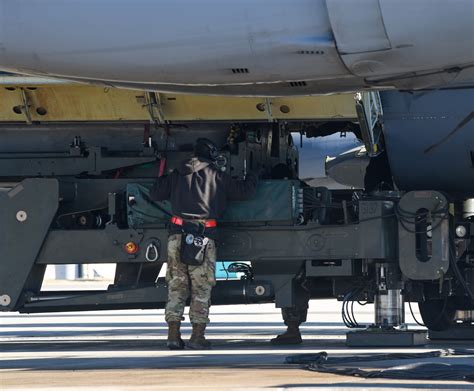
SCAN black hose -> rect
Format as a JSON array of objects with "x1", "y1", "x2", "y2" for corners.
[{"x1": 449, "y1": 245, "x2": 474, "y2": 301}]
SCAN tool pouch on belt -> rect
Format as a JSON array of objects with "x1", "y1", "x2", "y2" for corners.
[{"x1": 180, "y1": 221, "x2": 209, "y2": 266}]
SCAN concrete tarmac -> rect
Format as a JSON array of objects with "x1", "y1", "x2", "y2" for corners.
[{"x1": 1, "y1": 281, "x2": 474, "y2": 390}]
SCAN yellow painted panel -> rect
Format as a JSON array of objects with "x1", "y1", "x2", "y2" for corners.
[
  {"x1": 271, "y1": 95, "x2": 357, "y2": 120},
  {"x1": 160, "y1": 95, "x2": 268, "y2": 121},
  {"x1": 1, "y1": 87, "x2": 27, "y2": 121},
  {"x1": 0, "y1": 84, "x2": 357, "y2": 123},
  {"x1": 0, "y1": 86, "x2": 149, "y2": 122},
  {"x1": 30, "y1": 86, "x2": 148, "y2": 121}
]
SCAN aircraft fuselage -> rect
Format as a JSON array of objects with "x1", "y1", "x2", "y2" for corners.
[{"x1": 0, "y1": 0, "x2": 473, "y2": 95}]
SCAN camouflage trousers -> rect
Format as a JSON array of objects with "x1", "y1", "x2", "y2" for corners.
[
  {"x1": 281, "y1": 303, "x2": 309, "y2": 326},
  {"x1": 165, "y1": 234, "x2": 216, "y2": 324}
]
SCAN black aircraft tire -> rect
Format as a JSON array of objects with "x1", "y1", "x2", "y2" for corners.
[{"x1": 418, "y1": 299, "x2": 457, "y2": 331}]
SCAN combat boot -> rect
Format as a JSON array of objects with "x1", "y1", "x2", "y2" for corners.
[
  {"x1": 167, "y1": 321, "x2": 185, "y2": 350},
  {"x1": 187, "y1": 323, "x2": 212, "y2": 350},
  {"x1": 270, "y1": 322, "x2": 302, "y2": 345}
]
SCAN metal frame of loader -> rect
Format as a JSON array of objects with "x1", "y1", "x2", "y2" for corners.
[{"x1": 0, "y1": 75, "x2": 473, "y2": 345}]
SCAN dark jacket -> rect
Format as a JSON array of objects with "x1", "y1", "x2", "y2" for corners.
[{"x1": 150, "y1": 157, "x2": 258, "y2": 220}]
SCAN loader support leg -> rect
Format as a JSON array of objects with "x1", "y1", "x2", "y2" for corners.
[{"x1": 0, "y1": 179, "x2": 59, "y2": 311}]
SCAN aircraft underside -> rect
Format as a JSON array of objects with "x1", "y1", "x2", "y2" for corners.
[{"x1": 0, "y1": 0, "x2": 473, "y2": 95}]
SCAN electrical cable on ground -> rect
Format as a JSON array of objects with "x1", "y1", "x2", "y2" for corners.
[{"x1": 286, "y1": 350, "x2": 474, "y2": 382}]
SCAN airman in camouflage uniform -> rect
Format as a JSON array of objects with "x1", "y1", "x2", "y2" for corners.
[
  {"x1": 165, "y1": 233, "x2": 217, "y2": 325},
  {"x1": 151, "y1": 138, "x2": 258, "y2": 350}
]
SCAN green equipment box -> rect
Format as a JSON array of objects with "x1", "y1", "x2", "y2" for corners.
[{"x1": 126, "y1": 180, "x2": 302, "y2": 227}]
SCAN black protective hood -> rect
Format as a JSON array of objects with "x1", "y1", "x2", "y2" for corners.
[
  {"x1": 150, "y1": 156, "x2": 258, "y2": 222},
  {"x1": 177, "y1": 157, "x2": 211, "y2": 175}
]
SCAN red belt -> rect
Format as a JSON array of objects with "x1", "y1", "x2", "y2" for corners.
[{"x1": 171, "y1": 216, "x2": 217, "y2": 228}]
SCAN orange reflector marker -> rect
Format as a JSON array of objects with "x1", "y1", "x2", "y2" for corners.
[{"x1": 124, "y1": 242, "x2": 139, "y2": 254}]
